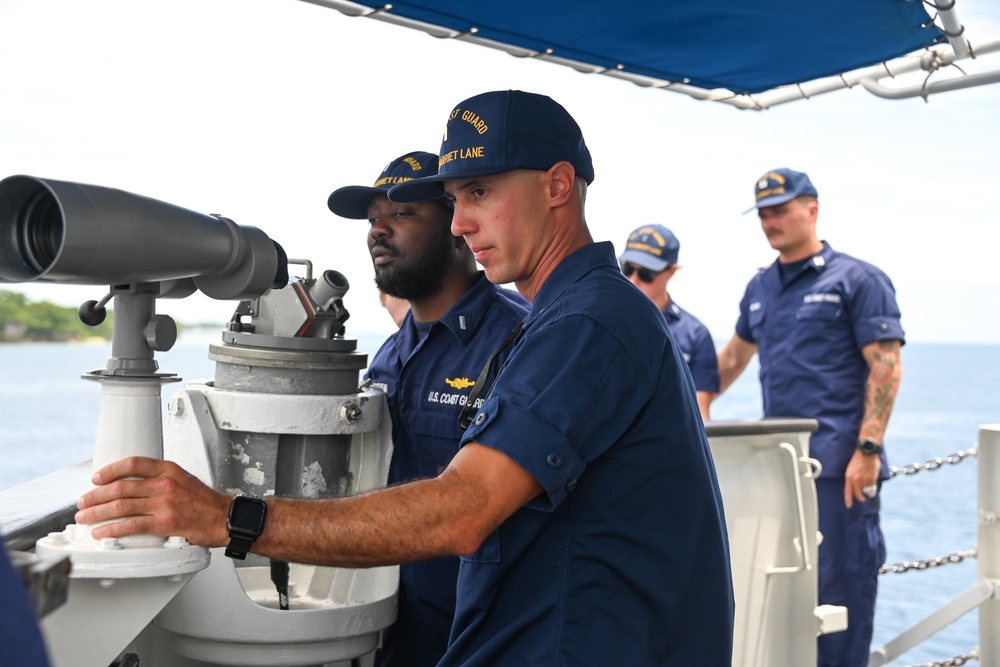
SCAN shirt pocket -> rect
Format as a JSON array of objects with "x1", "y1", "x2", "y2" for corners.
[
  {"x1": 795, "y1": 301, "x2": 843, "y2": 322},
  {"x1": 412, "y1": 410, "x2": 465, "y2": 476}
]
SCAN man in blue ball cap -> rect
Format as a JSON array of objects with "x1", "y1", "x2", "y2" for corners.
[
  {"x1": 390, "y1": 89, "x2": 733, "y2": 665},
  {"x1": 328, "y1": 150, "x2": 528, "y2": 667},
  {"x1": 716, "y1": 167, "x2": 904, "y2": 667},
  {"x1": 618, "y1": 224, "x2": 719, "y2": 420},
  {"x1": 77, "y1": 91, "x2": 734, "y2": 667}
]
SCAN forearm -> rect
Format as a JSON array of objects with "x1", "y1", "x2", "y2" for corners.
[
  {"x1": 716, "y1": 334, "x2": 757, "y2": 395},
  {"x1": 717, "y1": 364, "x2": 739, "y2": 395},
  {"x1": 859, "y1": 340, "x2": 903, "y2": 442},
  {"x1": 254, "y1": 474, "x2": 484, "y2": 568},
  {"x1": 77, "y1": 445, "x2": 540, "y2": 568},
  {"x1": 696, "y1": 391, "x2": 713, "y2": 421}
]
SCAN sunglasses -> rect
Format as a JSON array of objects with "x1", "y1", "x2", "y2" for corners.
[{"x1": 620, "y1": 262, "x2": 663, "y2": 283}]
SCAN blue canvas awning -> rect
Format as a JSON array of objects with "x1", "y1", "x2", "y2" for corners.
[
  {"x1": 303, "y1": 0, "x2": 1000, "y2": 107},
  {"x1": 333, "y1": 0, "x2": 942, "y2": 94}
]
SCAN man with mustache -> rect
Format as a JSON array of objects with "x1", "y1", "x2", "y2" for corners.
[
  {"x1": 716, "y1": 168, "x2": 904, "y2": 667},
  {"x1": 327, "y1": 150, "x2": 529, "y2": 667}
]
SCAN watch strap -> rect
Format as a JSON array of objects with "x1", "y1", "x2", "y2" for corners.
[{"x1": 225, "y1": 535, "x2": 255, "y2": 560}]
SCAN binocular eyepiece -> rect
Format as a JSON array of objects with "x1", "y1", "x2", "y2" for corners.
[{"x1": 0, "y1": 176, "x2": 288, "y2": 300}]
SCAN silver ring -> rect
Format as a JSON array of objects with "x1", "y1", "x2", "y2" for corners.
[{"x1": 862, "y1": 485, "x2": 878, "y2": 498}]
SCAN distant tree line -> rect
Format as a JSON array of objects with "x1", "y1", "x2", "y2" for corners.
[{"x1": 0, "y1": 290, "x2": 113, "y2": 342}]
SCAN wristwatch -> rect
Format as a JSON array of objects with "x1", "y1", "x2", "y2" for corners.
[
  {"x1": 857, "y1": 439, "x2": 883, "y2": 456},
  {"x1": 225, "y1": 495, "x2": 268, "y2": 560}
]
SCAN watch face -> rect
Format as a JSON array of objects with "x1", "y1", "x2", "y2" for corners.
[
  {"x1": 859, "y1": 439, "x2": 881, "y2": 455},
  {"x1": 229, "y1": 496, "x2": 267, "y2": 534}
]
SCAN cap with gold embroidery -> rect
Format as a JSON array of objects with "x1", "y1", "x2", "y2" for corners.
[
  {"x1": 753, "y1": 168, "x2": 818, "y2": 209},
  {"x1": 327, "y1": 151, "x2": 451, "y2": 219},
  {"x1": 388, "y1": 90, "x2": 594, "y2": 203},
  {"x1": 618, "y1": 225, "x2": 679, "y2": 271}
]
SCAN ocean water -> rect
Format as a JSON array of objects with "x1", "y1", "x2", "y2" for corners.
[{"x1": 1, "y1": 332, "x2": 997, "y2": 666}]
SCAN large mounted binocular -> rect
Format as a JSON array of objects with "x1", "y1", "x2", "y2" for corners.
[{"x1": 0, "y1": 176, "x2": 287, "y2": 300}]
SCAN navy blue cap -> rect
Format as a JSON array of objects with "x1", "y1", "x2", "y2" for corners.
[
  {"x1": 388, "y1": 90, "x2": 594, "y2": 203},
  {"x1": 618, "y1": 225, "x2": 679, "y2": 271},
  {"x1": 753, "y1": 168, "x2": 818, "y2": 209},
  {"x1": 327, "y1": 151, "x2": 451, "y2": 219}
]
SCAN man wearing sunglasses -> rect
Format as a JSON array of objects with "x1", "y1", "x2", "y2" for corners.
[{"x1": 619, "y1": 224, "x2": 719, "y2": 420}]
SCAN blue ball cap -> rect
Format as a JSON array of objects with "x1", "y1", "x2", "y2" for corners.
[
  {"x1": 618, "y1": 225, "x2": 679, "y2": 271},
  {"x1": 753, "y1": 168, "x2": 818, "y2": 209},
  {"x1": 327, "y1": 151, "x2": 451, "y2": 219},
  {"x1": 388, "y1": 90, "x2": 594, "y2": 203}
]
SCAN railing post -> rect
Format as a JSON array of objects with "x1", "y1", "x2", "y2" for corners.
[{"x1": 979, "y1": 425, "x2": 1000, "y2": 667}]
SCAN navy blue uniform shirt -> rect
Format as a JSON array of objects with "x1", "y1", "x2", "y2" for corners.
[
  {"x1": 443, "y1": 242, "x2": 734, "y2": 666},
  {"x1": 365, "y1": 273, "x2": 528, "y2": 667},
  {"x1": 0, "y1": 546, "x2": 51, "y2": 666},
  {"x1": 662, "y1": 300, "x2": 720, "y2": 393},
  {"x1": 735, "y1": 242, "x2": 904, "y2": 479}
]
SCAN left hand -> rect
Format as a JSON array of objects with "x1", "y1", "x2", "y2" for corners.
[
  {"x1": 843, "y1": 449, "x2": 881, "y2": 509},
  {"x1": 75, "y1": 456, "x2": 231, "y2": 546}
]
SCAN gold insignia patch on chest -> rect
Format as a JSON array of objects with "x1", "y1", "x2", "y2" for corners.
[{"x1": 445, "y1": 377, "x2": 475, "y2": 390}]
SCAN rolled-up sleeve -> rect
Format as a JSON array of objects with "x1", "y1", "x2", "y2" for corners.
[
  {"x1": 460, "y1": 314, "x2": 654, "y2": 511},
  {"x1": 850, "y1": 273, "x2": 905, "y2": 348}
]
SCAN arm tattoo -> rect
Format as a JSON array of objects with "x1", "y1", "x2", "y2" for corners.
[{"x1": 861, "y1": 340, "x2": 902, "y2": 437}]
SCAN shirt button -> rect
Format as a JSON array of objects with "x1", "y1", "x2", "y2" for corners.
[
  {"x1": 474, "y1": 413, "x2": 487, "y2": 425},
  {"x1": 547, "y1": 454, "x2": 562, "y2": 467},
  {"x1": 566, "y1": 479, "x2": 577, "y2": 491},
  {"x1": 879, "y1": 322, "x2": 889, "y2": 332}
]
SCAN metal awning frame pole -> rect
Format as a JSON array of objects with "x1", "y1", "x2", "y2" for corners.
[
  {"x1": 749, "y1": 37, "x2": 1000, "y2": 107},
  {"x1": 932, "y1": 0, "x2": 972, "y2": 59},
  {"x1": 858, "y1": 37, "x2": 1000, "y2": 100}
]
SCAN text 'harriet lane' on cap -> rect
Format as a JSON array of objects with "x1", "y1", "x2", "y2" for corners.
[
  {"x1": 387, "y1": 90, "x2": 595, "y2": 204},
  {"x1": 617, "y1": 224, "x2": 679, "y2": 272},
  {"x1": 753, "y1": 168, "x2": 819, "y2": 209},
  {"x1": 327, "y1": 151, "x2": 451, "y2": 219}
]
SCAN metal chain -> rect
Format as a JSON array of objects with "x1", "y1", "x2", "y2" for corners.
[
  {"x1": 888, "y1": 444, "x2": 978, "y2": 478},
  {"x1": 876, "y1": 445, "x2": 980, "y2": 666},
  {"x1": 879, "y1": 547, "x2": 977, "y2": 575},
  {"x1": 898, "y1": 645, "x2": 979, "y2": 667}
]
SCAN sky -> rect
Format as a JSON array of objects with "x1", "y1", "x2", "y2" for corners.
[{"x1": 1, "y1": 0, "x2": 999, "y2": 344}]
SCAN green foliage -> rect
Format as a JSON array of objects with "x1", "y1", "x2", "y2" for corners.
[{"x1": 0, "y1": 290, "x2": 114, "y2": 342}]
